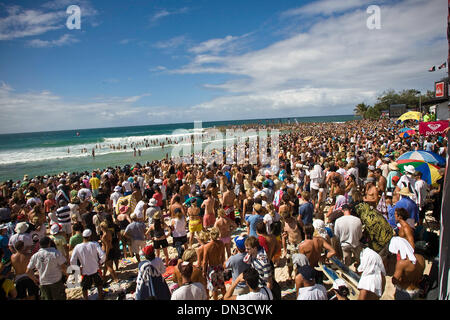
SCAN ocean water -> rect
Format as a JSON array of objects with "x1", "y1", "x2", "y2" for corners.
[{"x1": 0, "y1": 115, "x2": 357, "y2": 181}]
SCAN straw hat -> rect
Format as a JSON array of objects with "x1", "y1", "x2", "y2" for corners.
[
  {"x1": 399, "y1": 187, "x2": 414, "y2": 197},
  {"x1": 389, "y1": 162, "x2": 399, "y2": 171}
]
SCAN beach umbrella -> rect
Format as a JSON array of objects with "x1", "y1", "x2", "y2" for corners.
[
  {"x1": 304, "y1": 136, "x2": 313, "y2": 142},
  {"x1": 397, "y1": 161, "x2": 442, "y2": 185},
  {"x1": 397, "y1": 111, "x2": 422, "y2": 123},
  {"x1": 397, "y1": 150, "x2": 446, "y2": 167},
  {"x1": 398, "y1": 127, "x2": 415, "y2": 133},
  {"x1": 399, "y1": 129, "x2": 415, "y2": 138}
]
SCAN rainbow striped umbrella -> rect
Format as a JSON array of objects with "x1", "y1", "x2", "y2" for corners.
[
  {"x1": 398, "y1": 127, "x2": 415, "y2": 133},
  {"x1": 397, "y1": 160, "x2": 442, "y2": 185},
  {"x1": 397, "y1": 150, "x2": 446, "y2": 167}
]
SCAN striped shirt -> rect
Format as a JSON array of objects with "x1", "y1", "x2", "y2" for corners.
[
  {"x1": 56, "y1": 205, "x2": 71, "y2": 224},
  {"x1": 245, "y1": 248, "x2": 272, "y2": 288}
]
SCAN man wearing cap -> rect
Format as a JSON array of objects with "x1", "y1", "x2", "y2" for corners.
[
  {"x1": 146, "y1": 198, "x2": 161, "y2": 225},
  {"x1": 387, "y1": 162, "x2": 401, "y2": 193},
  {"x1": 295, "y1": 264, "x2": 328, "y2": 300},
  {"x1": 395, "y1": 165, "x2": 417, "y2": 202},
  {"x1": 26, "y1": 236, "x2": 68, "y2": 300},
  {"x1": 135, "y1": 245, "x2": 171, "y2": 300},
  {"x1": 225, "y1": 236, "x2": 251, "y2": 295},
  {"x1": 70, "y1": 229, "x2": 106, "y2": 300},
  {"x1": 8, "y1": 222, "x2": 33, "y2": 255},
  {"x1": 387, "y1": 187, "x2": 419, "y2": 230},
  {"x1": 110, "y1": 186, "x2": 123, "y2": 216}
]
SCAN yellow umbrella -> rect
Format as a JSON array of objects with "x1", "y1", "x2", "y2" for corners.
[
  {"x1": 397, "y1": 111, "x2": 422, "y2": 122},
  {"x1": 304, "y1": 136, "x2": 313, "y2": 142}
]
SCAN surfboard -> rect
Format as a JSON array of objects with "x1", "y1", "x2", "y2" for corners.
[
  {"x1": 330, "y1": 256, "x2": 361, "y2": 287},
  {"x1": 317, "y1": 262, "x2": 360, "y2": 300}
]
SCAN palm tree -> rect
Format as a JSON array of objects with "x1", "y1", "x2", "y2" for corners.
[{"x1": 354, "y1": 103, "x2": 369, "y2": 119}]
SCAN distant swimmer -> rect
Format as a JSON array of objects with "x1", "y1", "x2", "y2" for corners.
[
  {"x1": 92, "y1": 148, "x2": 95, "y2": 158},
  {"x1": 67, "y1": 148, "x2": 70, "y2": 154},
  {"x1": 76, "y1": 132, "x2": 80, "y2": 136}
]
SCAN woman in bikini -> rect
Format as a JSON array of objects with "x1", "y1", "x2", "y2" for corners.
[
  {"x1": 188, "y1": 199, "x2": 203, "y2": 247},
  {"x1": 214, "y1": 208, "x2": 237, "y2": 260}
]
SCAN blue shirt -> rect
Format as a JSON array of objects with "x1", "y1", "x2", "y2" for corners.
[
  {"x1": 299, "y1": 202, "x2": 314, "y2": 225},
  {"x1": 387, "y1": 196, "x2": 419, "y2": 228},
  {"x1": 246, "y1": 214, "x2": 264, "y2": 238},
  {"x1": 226, "y1": 252, "x2": 250, "y2": 288}
]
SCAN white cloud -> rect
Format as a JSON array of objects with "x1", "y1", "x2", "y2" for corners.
[
  {"x1": 281, "y1": 0, "x2": 372, "y2": 17},
  {"x1": 0, "y1": 84, "x2": 155, "y2": 133},
  {"x1": 149, "y1": 7, "x2": 189, "y2": 24},
  {"x1": 0, "y1": 1, "x2": 98, "y2": 41},
  {"x1": 27, "y1": 33, "x2": 79, "y2": 48},
  {"x1": 153, "y1": 35, "x2": 188, "y2": 49},
  {"x1": 171, "y1": 0, "x2": 445, "y2": 116},
  {"x1": 189, "y1": 33, "x2": 251, "y2": 55}
]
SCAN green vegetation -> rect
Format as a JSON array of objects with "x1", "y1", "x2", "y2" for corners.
[{"x1": 354, "y1": 88, "x2": 436, "y2": 120}]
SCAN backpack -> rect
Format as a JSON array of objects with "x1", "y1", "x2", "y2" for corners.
[{"x1": 136, "y1": 262, "x2": 171, "y2": 300}]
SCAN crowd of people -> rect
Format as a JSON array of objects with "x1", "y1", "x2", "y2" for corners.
[{"x1": 0, "y1": 118, "x2": 447, "y2": 301}]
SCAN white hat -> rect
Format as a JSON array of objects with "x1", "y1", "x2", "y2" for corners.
[
  {"x1": 15, "y1": 222, "x2": 28, "y2": 234},
  {"x1": 154, "y1": 179, "x2": 162, "y2": 184},
  {"x1": 82, "y1": 229, "x2": 92, "y2": 238},
  {"x1": 148, "y1": 198, "x2": 157, "y2": 206},
  {"x1": 114, "y1": 186, "x2": 122, "y2": 192},
  {"x1": 50, "y1": 223, "x2": 61, "y2": 235},
  {"x1": 405, "y1": 165, "x2": 415, "y2": 174},
  {"x1": 0, "y1": 223, "x2": 8, "y2": 230},
  {"x1": 368, "y1": 165, "x2": 375, "y2": 171}
]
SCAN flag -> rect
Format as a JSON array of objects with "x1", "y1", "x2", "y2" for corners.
[
  {"x1": 439, "y1": 62, "x2": 447, "y2": 69},
  {"x1": 429, "y1": 66, "x2": 436, "y2": 72}
]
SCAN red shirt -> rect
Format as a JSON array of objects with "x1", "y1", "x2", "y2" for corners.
[
  {"x1": 258, "y1": 235, "x2": 269, "y2": 255},
  {"x1": 44, "y1": 199, "x2": 56, "y2": 213},
  {"x1": 176, "y1": 170, "x2": 184, "y2": 181},
  {"x1": 153, "y1": 192, "x2": 163, "y2": 207}
]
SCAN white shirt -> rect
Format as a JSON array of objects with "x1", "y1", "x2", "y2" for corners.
[
  {"x1": 414, "y1": 179, "x2": 428, "y2": 209},
  {"x1": 70, "y1": 241, "x2": 106, "y2": 275},
  {"x1": 297, "y1": 284, "x2": 328, "y2": 300},
  {"x1": 171, "y1": 217, "x2": 187, "y2": 238},
  {"x1": 27, "y1": 247, "x2": 66, "y2": 285},
  {"x1": 334, "y1": 215, "x2": 363, "y2": 249},
  {"x1": 263, "y1": 213, "x2": 281, "y2": 235},
  {"x1": 122, "y1": 180, "x2": 132, "y2": 192},
  {"x1": 171, "y1": 282, "x2": 207, "y2": 300},
  {"x1": 133, "y1": 200, "x2": 146, "y2": 220},
  {"x1": 110, "y1": 191, "x2": 122, "y2": 209},
  {"x1": 237, "y1": 287, "x2": 273, "y2": 300}
]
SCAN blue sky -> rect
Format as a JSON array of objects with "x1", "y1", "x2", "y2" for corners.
[{"x1": 0, "y1": 0, "x2": 447, "y2": 133}]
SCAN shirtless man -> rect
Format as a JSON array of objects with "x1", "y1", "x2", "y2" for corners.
[
  {"x1": 395, "y1": 208, "x2": 415, "y2": 249},
  {"x1": 298, "y1": 224, "x2": 336, "y2": 268},
  {"x1": 202, "y1": 227, "x2": 226, "y2": 300},
  {"x1": 363, "y1": 177, "x2": 379, "y2": 207},
  {"x1": 389, "y1": 237, "x2": 425, "y2": 300},
  {"x1": 214, "y1": 208, "x2": 237, "y2": 259},
  {"x1": 281, "y1": 210, "x2": 303, "y2": 281},
  {"x1": 221, "y1": 184, "x2": 236, "y2": 221},
  {"x1": 374, "y1": 169, "x2": 387, "y2": 194},
  {"x1": 169, "y1": 195, "x2": 185, "y2": 218},
  {"x1": 10, "y1": 241, "x2": 39, "y2": 300},
  {"x1": 201, "y1": 191, "x2": 216, "y2": 228},
  {"x1": 179, "y1": 182, "x2": 191, "y2": 201}
]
